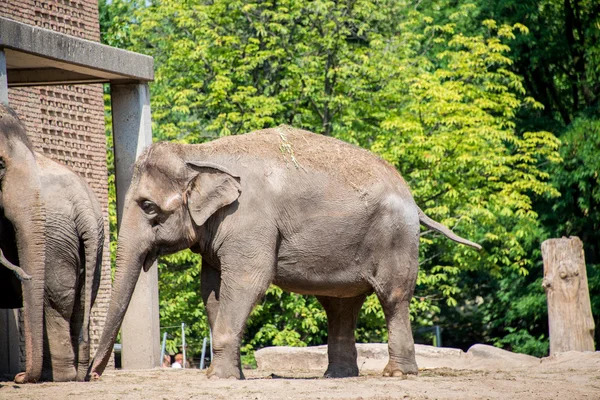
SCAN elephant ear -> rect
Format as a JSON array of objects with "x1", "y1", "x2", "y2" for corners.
[{"x1": 185, "y1": 161, "x2": 241, "y2": 227}]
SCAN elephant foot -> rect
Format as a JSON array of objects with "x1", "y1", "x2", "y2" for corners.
[
  {"x1": 76, "y1": 366, "x2": 89, "y2": 382},
  {"x1": 324, "y1": 363, "x2": 359, "y2": 378},
  {"x1": 14, "y1": 372, "x2": 39, "y2": 384},
  {"x1": 50, "y1": 367, "x2": 77, "y2": 382},
  {"x1": 206, "y1": 362, "x2": 244, "y2": 380},
  {"x1": 382, "y1": 360, "x2": 418, "y2": 377}
]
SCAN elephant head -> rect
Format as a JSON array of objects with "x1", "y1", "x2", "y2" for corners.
[
  {"x1": 90, "y1": 143, "x2": 240, "y2": 377},
  {"x1": 0, "y1": 105, "x2": 46, "y2": 383}
]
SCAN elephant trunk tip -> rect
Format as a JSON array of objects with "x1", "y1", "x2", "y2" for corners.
[
  {"x1": 86, "y1": 371, "x2": 101, "y2": 381},
  {"x1": 86, "y1": 362, "x2": 102, "y2": 381}
]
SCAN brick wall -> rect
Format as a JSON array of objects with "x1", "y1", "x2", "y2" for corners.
[{"x1": 0, "y1": 0, "x2": 112, "y2": 370}]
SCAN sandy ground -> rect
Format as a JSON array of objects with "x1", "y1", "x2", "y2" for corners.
[{"x1": 1, "y1": 359, "x2": 599, "y2": 400}]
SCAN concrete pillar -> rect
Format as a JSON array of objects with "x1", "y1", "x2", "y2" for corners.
[
  {"x1": 0, "y1": 48, "x2": 8, "y2": 105},
  {"x1": 110, "y1": 83, "x2": 160, "y2": 369}
]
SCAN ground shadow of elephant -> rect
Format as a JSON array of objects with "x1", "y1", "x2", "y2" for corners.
[
  {"x1": 91, "y1": 125, "x2": 480, "y2": 380},
  {"x1": 0, "y1": 105, "x2": 104, "y2": 382}
]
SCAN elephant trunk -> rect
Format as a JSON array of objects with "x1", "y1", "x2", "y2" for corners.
[
  {"x1": 4, "y1": 151, "x2": 46, "y2": 383},
  {"x1": 15, "y1": 209, "x2": 46, "y2": 383},
  {"x1": 89, "y1": 219, "x2": 146, "y2": 378}
]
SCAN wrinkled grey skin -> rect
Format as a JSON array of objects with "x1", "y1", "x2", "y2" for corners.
[
  {"x1": 91, "y1": 126, "x2": 480, "y2": 380},
  {"x1": 0, "y1": 105, "x2": 104, "y2": 383}
]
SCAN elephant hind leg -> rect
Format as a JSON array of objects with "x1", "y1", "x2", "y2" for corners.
[
  {"x1": 378, "y1": 296, "x2": 418, "y2": 376},
  {"x1": 317, "y1": 294, "x2": 367, "y2": 378},
  {"x1": 74, "y1": 326, "x2": 90, "y2": 380},
  {"x1": 72, "y1": 279, "x2": 90, "y2": 381},
  {"x1": 370, "y1": 243, "x2": 419, "y2": 377},
  {"x1": 44, "y1": 301, "x2": 77, "y2": 382}
]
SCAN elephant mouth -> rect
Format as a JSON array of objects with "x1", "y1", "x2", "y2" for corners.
[
  {"x1": 143, "y1": 250, "x2": 158, "y2": 272},
  {"x1": 141, "y1": 243, "x2": 185, "y2": 272}
]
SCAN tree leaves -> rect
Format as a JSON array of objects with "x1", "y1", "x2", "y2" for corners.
[{"x1": 100, "y1": 0, "x2": 563, "y2": 357}]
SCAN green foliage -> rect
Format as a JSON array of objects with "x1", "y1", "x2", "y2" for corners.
[
  {"x1": 541, "y1": 116, "x2": 600, "y2": 345},
  {"x1": 245, "y1": 286, "x2": 327, "y2": 349},
  {"x1": 545, "y1": 117, "x2": 600, "y2": 262},
  {"x1": 494, "y1": 328, "x2": 549, "y2": 358},
  {"x1": 99, "y1": 0, "x2": 141, "y2": 48},
  {"x1": 360, "y1": 16, "x2": 560, "y2": 315},
  {"x1": 474, "y1": 0, "x2": 600, "y2": 127},
  {"x1": 158, "y1": 250, "x2": 208, "y2": 356},
  {"x1": 103, "y1": 90, "x2": 117, "y2": 277},
  {"x1": 471, "y1": 0, "x2": 600, "y2": 352},
  {"x1": 99, "y1": 0, "x2": 566, "y2": 358}
]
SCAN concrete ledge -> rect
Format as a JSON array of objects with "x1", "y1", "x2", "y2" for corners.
[
  {"x1": 7, "y1": 68, "x2": 107, "y2": 86},
  {"x1": 254, "y1": 343, "x2": 548, "y2": 374},
  {"x1": 540, "y1": 350, "x2": 600, "y2": 370},
  {"x1": 0, "y1": 16, "x2": 153, "y2": 85},
  {"x1": 255, "y1": 345, "x2": 328, "y2": 372},
  {"x1": 465, "y1": 344, "x2": 540, "y2": 369},
  {"x1": 255, "y1": 344, "x2": 467, "y2": 373}
]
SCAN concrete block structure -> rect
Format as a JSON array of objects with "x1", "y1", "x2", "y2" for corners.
[{"x1": 0, "y1": 1, "x2": 159, "y2": 376}]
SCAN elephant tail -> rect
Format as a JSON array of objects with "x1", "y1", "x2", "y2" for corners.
[
  {"x1": 417, "y1": 207, "x2": 482, "y2": 250},
  {"x1": 77, "y1": 205, "x2": 104, "y2": 345}
]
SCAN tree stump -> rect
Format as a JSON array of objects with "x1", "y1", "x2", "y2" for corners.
[{"x1": 542, "y1": 237, "x2": 595, "y2": 355}]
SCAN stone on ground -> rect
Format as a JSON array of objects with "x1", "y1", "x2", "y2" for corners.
[
  {"x1": 254, "y1": 343, "x2": 590, "y2": 373},
  {"x1": 465, "y1": 344, "x2": 540, "y2": 369}
]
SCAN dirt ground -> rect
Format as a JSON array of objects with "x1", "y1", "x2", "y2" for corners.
[{"x1": 1, "y1": 357, "x2": 599, "y2": 400}]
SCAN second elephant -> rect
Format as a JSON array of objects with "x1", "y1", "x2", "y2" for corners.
[
  {"x1": 0, "y1": 105, "x2": 104, "y2": 382},
  {"x1": 91, "y1": 125, "x2": 480, "y2": 380}
]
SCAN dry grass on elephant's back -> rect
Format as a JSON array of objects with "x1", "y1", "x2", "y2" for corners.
[{"x1": 201, "y1": 125, "x2": 406, "y2": 189}]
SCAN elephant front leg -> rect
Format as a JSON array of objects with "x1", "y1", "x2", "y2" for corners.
[
  {"x1": 201, "y1": 264, "x2": 221, "y2": 330},
  {"x1": 206, "y1": 258, "x2": 273, "y2": 380},
  {"x1": 317, "y1": 294, "x2": 367, "y2": 378}
]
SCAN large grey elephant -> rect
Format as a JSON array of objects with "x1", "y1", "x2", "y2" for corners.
[
  {"x1": 91, "y1": 126, "x2": 480, "y2": 380},
  {"x1": 0, "y1": 105, "x2": 104, "y2": 383}
]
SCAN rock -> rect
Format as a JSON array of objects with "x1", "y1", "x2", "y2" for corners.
[
  {"x1": 540, "y1": 351, "x2": 600, "y2": 371},
  {"x1": 356, "y1": 343, "x2": 388, "y2": 372},
  {"x1": 415, "y1": 344, "x2": 464, "y2": 358},
  {"x1": 255, "y1": 344, "x2": 467, "y2": 373},
  {"x1": 465, "y1": 344, "x2": 540, "y2": 369},
  {"x1": 255, "y1": 346, "x2": 327, "y2": 372},
  {"x1": 255, "y1": 343, "x2": 548, "y2": 374},
  {"x1": 414, "y1": 344, "x2": 466, "y2": 370}
]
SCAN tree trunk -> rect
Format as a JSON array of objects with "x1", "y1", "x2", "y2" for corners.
[{"x1": 542, "y1": 237, "x2": 595, "y2": 355}]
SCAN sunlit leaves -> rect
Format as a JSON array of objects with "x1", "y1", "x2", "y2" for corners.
[
  {"x1": 100, "y1": 0, "x2": 562, "y2": 356},
  {"x1": 157, "y1": 250, "x2": 207, "y2": 356}
]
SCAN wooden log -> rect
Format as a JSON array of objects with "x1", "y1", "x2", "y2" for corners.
[{"x1": 542, "y1": 237, "x2": 595, "y2": 355}]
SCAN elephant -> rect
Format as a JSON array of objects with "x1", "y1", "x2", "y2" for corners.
[
  {"x1": 90, "y1": 125, "x2": 480, "y2": 380},
  {"x1": 0, "y1": 105, "x2": 104, "y2": 383}
]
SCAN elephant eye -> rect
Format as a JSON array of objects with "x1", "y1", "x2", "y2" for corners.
[{"x1": 140, "y1": 200, "x2": 159, "y2": 216}]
